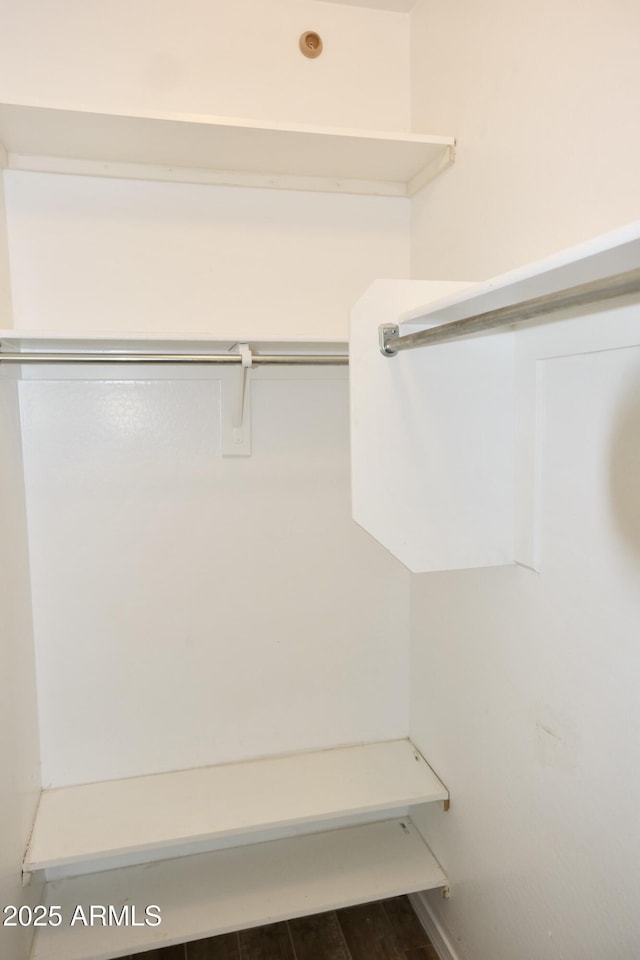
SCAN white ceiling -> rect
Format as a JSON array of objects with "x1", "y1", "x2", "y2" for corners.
[{"x1": 312, "y1": 0, "x2": 416, "y2": 12}]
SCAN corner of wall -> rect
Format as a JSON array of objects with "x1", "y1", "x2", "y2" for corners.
[
  {"x1": 409, "y1": 891, "x2": 463, "y2": 960},
  {"x1": 0, "y1": 377, "x2": 42, "y2": 960}
]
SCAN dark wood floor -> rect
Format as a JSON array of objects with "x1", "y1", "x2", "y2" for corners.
[{"x1": 130, "y1": 896, "x2": 438, "y2": 960}]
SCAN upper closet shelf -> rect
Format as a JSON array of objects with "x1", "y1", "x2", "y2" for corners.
[
  {"x1": 350, "y1": 221, "x2": 640, "y2": 574},
  {"x1": 396, "y1": 219, "x2": 640, "y2": 331},
  {"x1": 0, "y1": 102, "x2": 455, "y2": 197}
]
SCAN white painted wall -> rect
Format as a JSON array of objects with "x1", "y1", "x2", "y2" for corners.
[
  {"x1": 5, "y1": 164, "x2": 411, "y2": 782},
  {"x1": 0, "y1": 0, "x2": 410, "y2": 132},
  {"x1": 409, "y1": 1, "x2": 640, "y2": 957},
  {"x1": 0, "y1": 0, "x2": 413, "y2": 792},
  {"x1": 410, "y1": 0, "x2": 640, "y2": 280},
  {"x1": 0, "y1": 170, "x2": 41, "y2": 960},
  {"x1": 19, "y1": 367, "x2": 409, "y2": 787},
  {"x1": 4, "y1": 171, "x2": 409, "y2": 341},
  {"x1": 0, "y1": 376, "x2": 42, "y2": 960}
]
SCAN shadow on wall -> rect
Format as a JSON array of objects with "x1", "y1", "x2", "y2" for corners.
[{"x1": 609, "y1": 369, "x2": 640, "y2": 563}]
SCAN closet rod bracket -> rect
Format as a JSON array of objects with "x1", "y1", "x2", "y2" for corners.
[
  {"x1": 223, "y1": 342, "x2": 253, "y2": 457},
  {"x1": 234, "y1": 342, "x2": 253, "y2": 430},
  {"x1": 379, "y1": 323, "x2": 399, "y2": 357}
]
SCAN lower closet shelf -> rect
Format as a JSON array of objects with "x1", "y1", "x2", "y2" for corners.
[
  {"x1": 30, "y1": 818, "x2": 447, "y2": 960},
  {"x1": 25, "y1": 739, "x2": 448, "y2": 876}
]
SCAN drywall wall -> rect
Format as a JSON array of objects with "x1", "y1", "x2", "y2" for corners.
[
  {"x1": 19, "y1": 366, "x2": 410, "y2": 787},
  {"x1": 0, "y1": 0, "x2": 410, "y2": 131},
  {"x1": 1, "y1": 0, "x2": 413, "y2": 791},
  {"x1": 409, "y1": 1, "x2": 640, "y2": 957},
  {"x1": 5, "y1": 168, "x2": 410, "y2": 780},
  {"x1": 4, "y1": 170, "x2": 410, "y2": 341},
  {"x1": 0, "y1": 376, "x2": 42, "y2": 960},
  {"x1": 410, "y1": 0, "x2": 640, "y2": 280},
  {"x1": 410, "y1": 304, "x2": 640, "y2": 960}
]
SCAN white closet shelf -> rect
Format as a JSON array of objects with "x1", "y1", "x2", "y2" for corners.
[
  {"x1": 350, "y1": 221, "x2": 640, "y2": 574},
  {"x1": 0, "y1": 101, "x2": 455, "y2": 197},
  {"x1": 24, "y1": 739, "x2": 448, "y2": 876},
  {"x1": 30, "y1": 818, "x2": 447, "y2": 960},
  {"x1": 398, "y1": 219, "x2": 640, "y2": 330}
]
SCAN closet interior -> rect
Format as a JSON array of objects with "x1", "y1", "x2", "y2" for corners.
[
  {"x1": 3, "y1": 3, "x2": 639, "y2": 960},
  {"x1": 0, "y1": 11, "x2": 454, "y2": 956}
]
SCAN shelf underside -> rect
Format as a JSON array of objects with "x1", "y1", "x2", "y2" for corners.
[
  {"x1": 31, "y1": 818, "x2": 446, "y2": 960},
  {"x1": 0, "y1": 102, "x2": 454, "y2": 197},
  {"x1": 25, "y1": 739, "x2": 448, "y2": 875}
]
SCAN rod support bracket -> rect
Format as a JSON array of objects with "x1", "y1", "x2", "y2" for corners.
[
  {"x1": 222, "y1": 342, "x2": 253, "y2": 457},
  {"x1": 379, "y1": 323, "x2": 399, "y2": 357},
  {"x1": 234, "y1": 342, "x2": 253, "y2": 429}
]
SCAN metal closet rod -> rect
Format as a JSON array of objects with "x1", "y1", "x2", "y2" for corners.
[
  {"x1": 380, "y1": 266, "x2": 640, "y2": 356},
  {"x1": 0, "y1": 352, "x2": 349, "y2": 366}
]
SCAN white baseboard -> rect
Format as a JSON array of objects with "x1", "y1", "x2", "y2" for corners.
[{"x1": 409, "y1": 891, "x2": 462, "y2": 960}]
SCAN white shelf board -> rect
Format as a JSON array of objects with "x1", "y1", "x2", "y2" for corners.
[
  {"x1": 350, "y1": 279, "x2": 514, "y2": 573},
  {"x1": 25, "y1": 739, "x2": 447, "y2": 874},
  {"x1": 31, "y1": 818, "x2": 446, "y2": 960},
  {"x1": 0, "y1": 102, "x2": 454, "y2": 197},
  {"x1": 350, "y1": 222, "x2": 640, "y2": 575},
  {"x1": 399, "y1": 219, "x2": 640, "y2": 329}
]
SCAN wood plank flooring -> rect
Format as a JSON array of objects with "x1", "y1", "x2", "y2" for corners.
[{"x1": 128, "y1": 897, "x2": 439, "y2": 960}]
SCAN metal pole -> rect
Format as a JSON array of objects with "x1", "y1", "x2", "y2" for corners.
[
  {"x1": 0, "y1": 352, "x2": 348, "y2": 366},
  {"x1": 380, "y1": 267, "x2": 640, "y2": 356}
]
